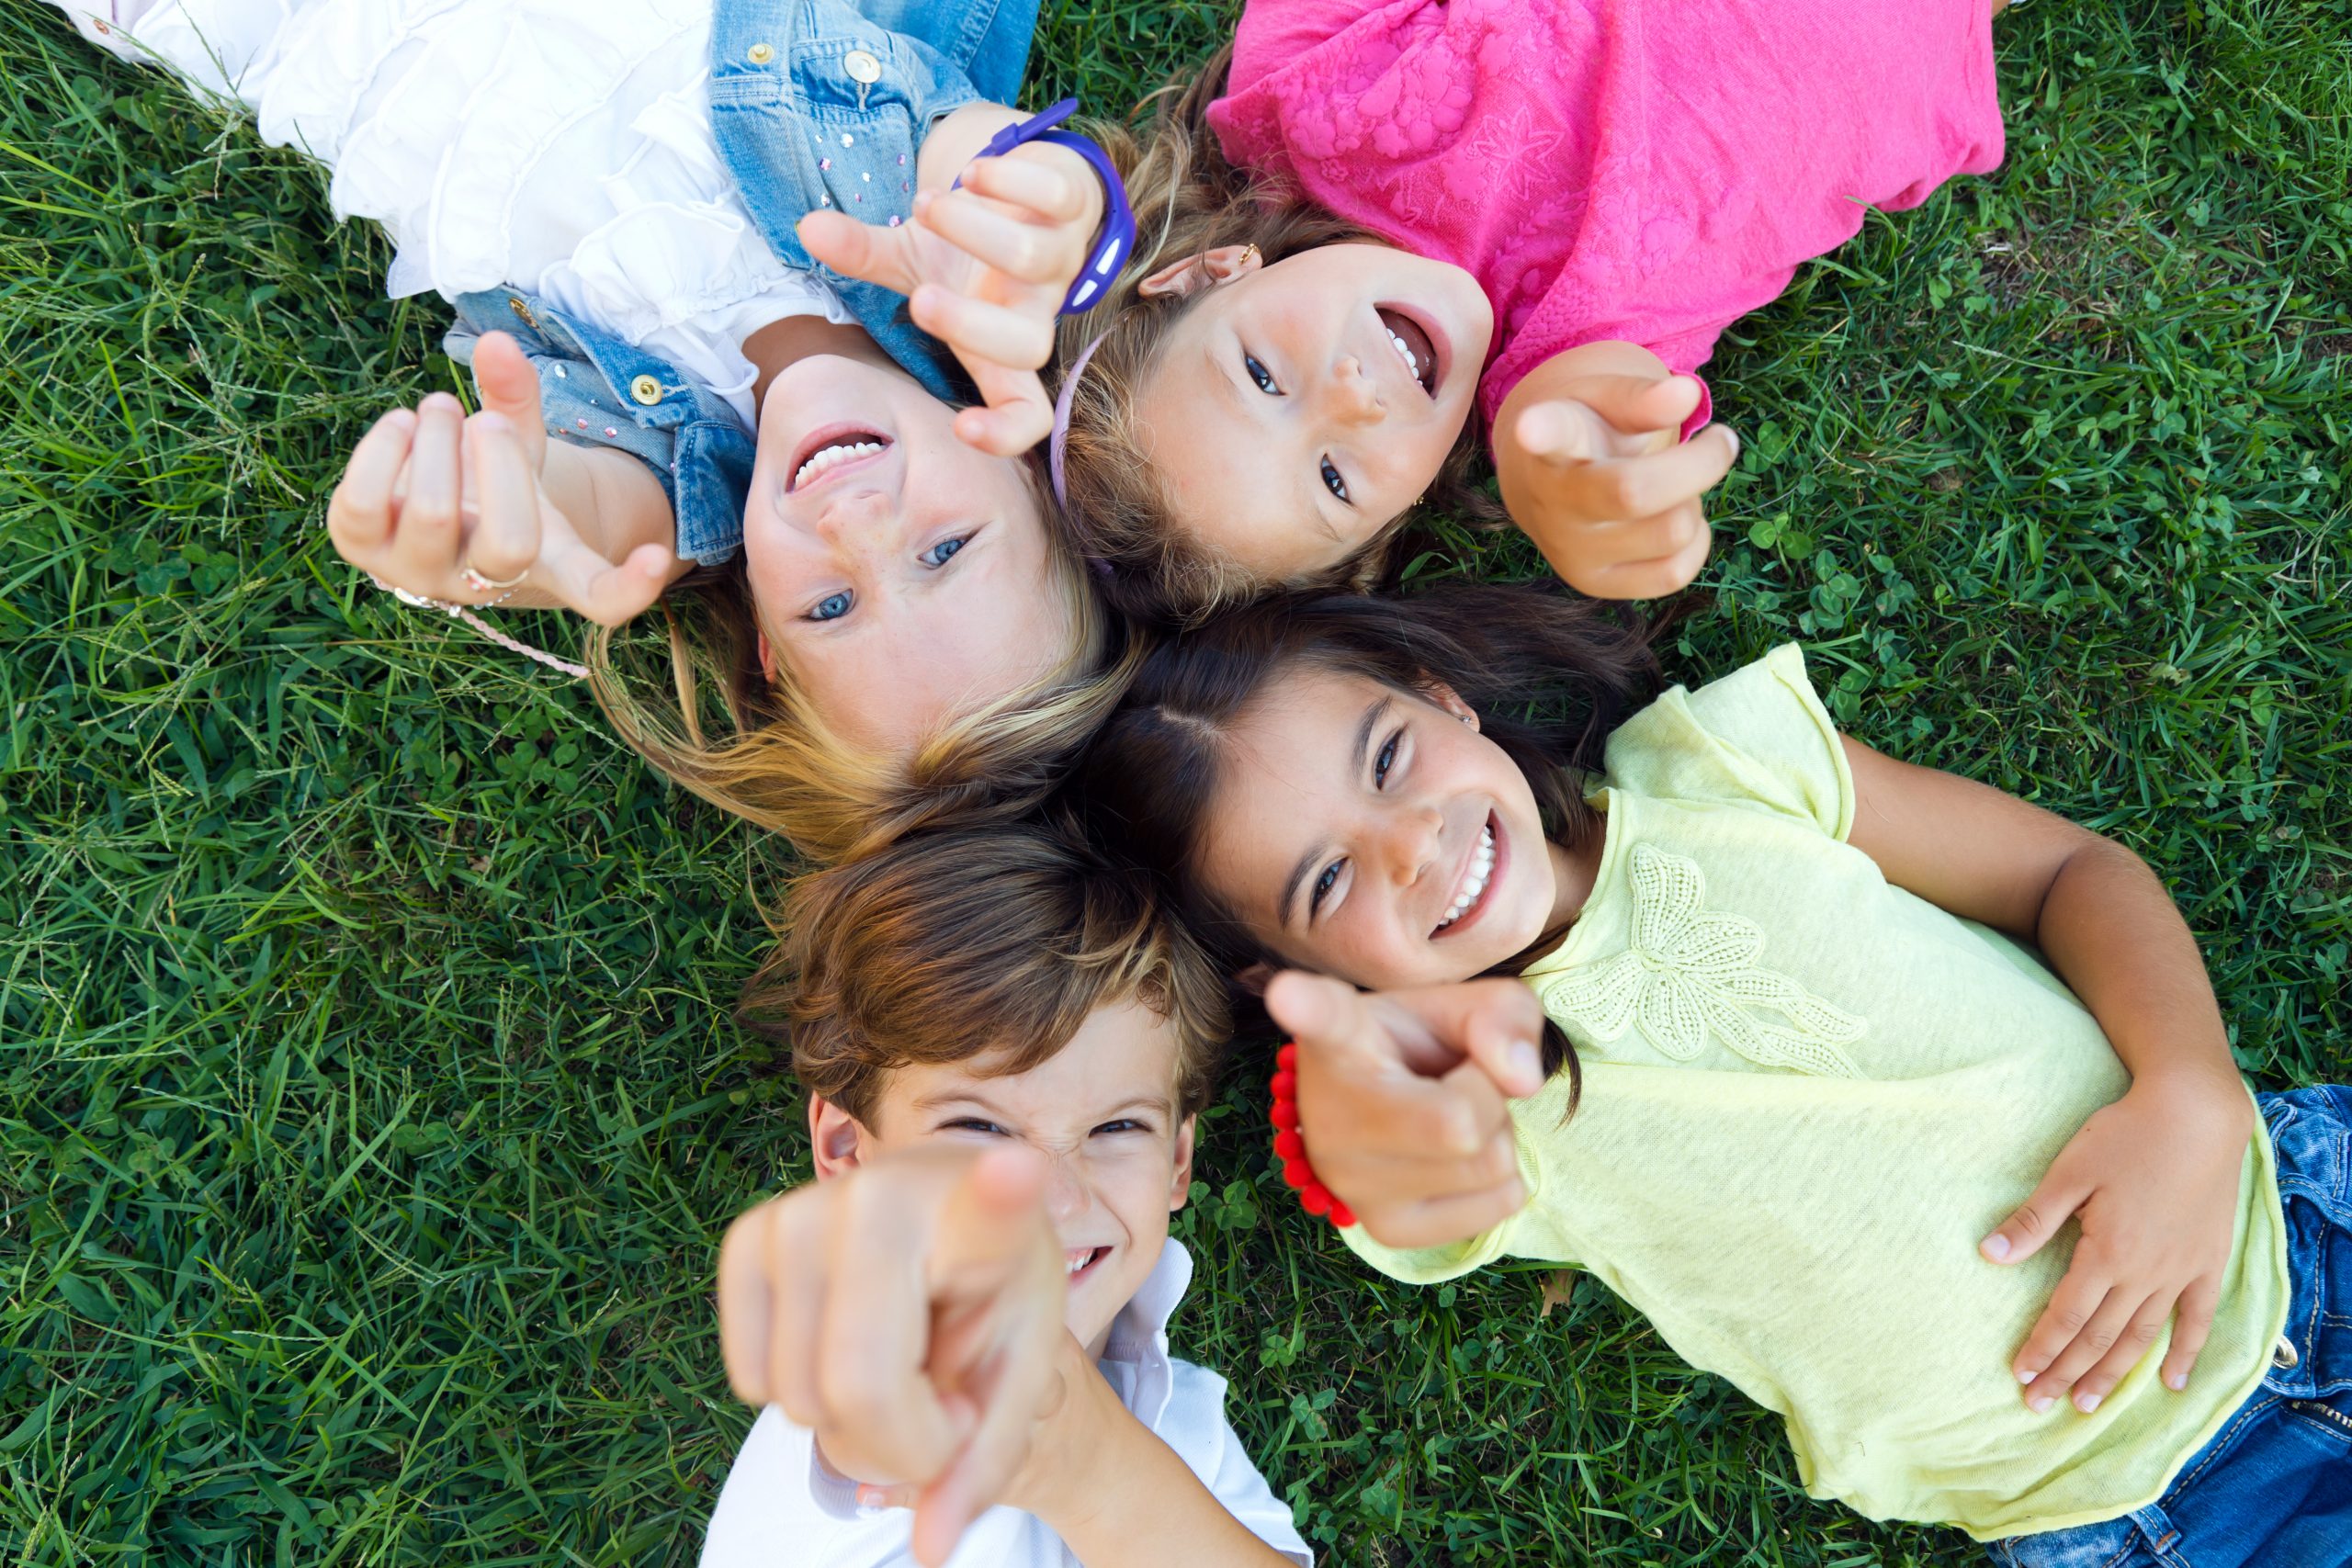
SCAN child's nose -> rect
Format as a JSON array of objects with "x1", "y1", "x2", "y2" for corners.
[
  {"x1": 1041, "y1": 1149, "x2": 1090, "y2": 1223},
  {"x1": 809, "y1": 486, "x2": 894, "y2": 542},
  {"x1": 1325, "y1": 356, "x2": 1385, "y2": 427},
  {"x1": 1381, "y1": 806, "x2": 1444, "y2": 886}
]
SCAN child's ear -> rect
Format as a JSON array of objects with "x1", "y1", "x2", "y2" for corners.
[
  {"x1": 1167, "y1": 1114, "x2": 1198, "y2": 1212},
  {"x1": 1136, "y1": 243, "x2": 1265, "y2": 299},
  {"x1": 1421, "y1": 680, "x2": 1480, "y2": 732},
  {"x1": 1233, "y1": 962, "x2": 1276, "y2": 998},
  {"x1": 807, "y1": 1095, "x2": 871, "y2": 1180},
  {"x1": 756, "y1": 630, "x2": 779, "y2": 685}
]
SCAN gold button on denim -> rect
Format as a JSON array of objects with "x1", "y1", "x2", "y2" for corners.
[
  {"x1": 746, "y1": 41, "x2": 775, "y2": 64},
  {"x1": 844, "y1": 50, "x2": 880, "y2": 83},
  {"x1": 629, "y1": 375, "x2": 662, "y2": 406}
]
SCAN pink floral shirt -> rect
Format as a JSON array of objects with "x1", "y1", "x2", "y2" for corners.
[{"x1": 1208, "y1": 0, "x2": 2006, "y2": 424}]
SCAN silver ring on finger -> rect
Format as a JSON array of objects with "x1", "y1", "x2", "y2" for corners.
[{"x1": 461, "y1": 562, "x2": 529, "y2": 593}]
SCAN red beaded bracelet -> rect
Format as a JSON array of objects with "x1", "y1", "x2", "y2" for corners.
[{"x1": 1269, "y1": 1043, "x2": 1354, "y2": 1228}]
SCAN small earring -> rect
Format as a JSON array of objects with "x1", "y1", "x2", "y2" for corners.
[{"x1": 1458, "y1": 713, "x2": 1476, "y2": 726}]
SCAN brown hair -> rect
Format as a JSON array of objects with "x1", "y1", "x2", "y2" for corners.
[
  {"x1": 741, "y1": 818, "x2": 1234, "y2": 1127},
  {"x1": 1055, "y1": 45, "x2": 1498, "y2": 626},
  {"x1": 1075, "y1": 581, "x2": 1665, "y2": 1093},
  {"x1": 582, "y1": 492, "x2": 1131, "y2": 864}
]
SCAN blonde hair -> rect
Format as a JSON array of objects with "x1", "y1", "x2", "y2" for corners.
[
  {"x1": 741, "y1": 817, "x2": 1233, "y2": 1126},
  {"x1": 585, "y1": 470, "x2": 1130, "y2": 864},
  {"x1": 1056, "y1": 46, "x2": 1497, "y2": 625}
]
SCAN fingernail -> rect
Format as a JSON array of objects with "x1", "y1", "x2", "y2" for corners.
[
  {"x1": 2028, "y1": 1394, "x2": 2054, "y2": 1415},
  {"x1": 2016, "y1": 1366, "x2": 2037, "y2": 1385},
  {"x1": 2075, "y1": 1392, "x2": 2102, "y2": 1414},
  {"x1": 1508, "y1": 1040, "x2": 1542, "y2": 1089},
  {"x1": 1981, "y1": 1234, "x2": 2011, "y2": 1261},
  {"x1": 2166, "y1": 1371, "x2": 2187, "y2": 1392}
]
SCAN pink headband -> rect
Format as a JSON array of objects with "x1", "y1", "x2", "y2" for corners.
[{"x1": 1047, "y1": 327, "x2": 1110, "y2": 511}]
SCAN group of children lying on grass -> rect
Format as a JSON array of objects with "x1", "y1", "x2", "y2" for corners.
[{"x1": 60, "y1": 0, "x2": 2351, "y2": 1562}]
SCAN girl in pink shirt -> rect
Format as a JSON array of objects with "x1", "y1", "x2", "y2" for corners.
[{"x1": 1040, "y1": 0, "x2": 2007, "y2": 617}]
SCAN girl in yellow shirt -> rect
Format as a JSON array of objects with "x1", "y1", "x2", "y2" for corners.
[{"x1": 1076, "y1": 585, "x2": 2348, "y2": 1561}]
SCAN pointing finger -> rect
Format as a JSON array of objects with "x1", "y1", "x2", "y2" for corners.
[
  {"x1": 797, "y1": 209, "x2": 922, "y2": 296},
  {"x1": 469, "y1": 332, "x2": 548, "y2": 470}
]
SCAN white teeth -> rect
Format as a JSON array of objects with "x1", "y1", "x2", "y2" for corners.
[
  {"x1": 1385, "y1": 328, "x2": 1421, "y2": 379},
  {"x1": 1064, "y1": 1248, "x2": 1101, "y2": 1277},
  {"x1": 792, "y1": 438, "x2": 884, "y2": 489},
  {"x1": 1433, "y1": 824, "x2": 1496, "y2": 932}
]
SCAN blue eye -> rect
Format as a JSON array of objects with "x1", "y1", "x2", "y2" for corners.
[
  {"x1": 808, "y1": 592, "x2": 853, "y2": 622},
  {"x1": 1093, "y1": 1119, "x2": 1148, "y2": 1136},
  {"x1": 1244, "y1": 353, "x2": 1279, "y2": 394},
  {"x1": 1374, "y1": 731, "x2": 1399, "y2": 784},
  {"x1": 1321, "y1": 456, "x2": 1350, "y2": 503},
  {"x1": 920, "y1": 536, "x2": 968, "y2": 568},
  {"x1": 1310, "y1": 861, "x2": 1341, "y2": 915}
]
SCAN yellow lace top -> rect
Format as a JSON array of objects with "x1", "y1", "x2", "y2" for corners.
[{"x1": 1340, "y1": 645, "x2": 2289, "y2": 1539}]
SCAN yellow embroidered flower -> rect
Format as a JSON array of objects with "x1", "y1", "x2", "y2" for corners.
[{"x1": 1549, "y1": 843, "x2": 1865, "y2": 1077}]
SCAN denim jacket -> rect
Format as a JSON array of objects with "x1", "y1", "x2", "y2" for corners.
[{"x1": 442, "y1": 0, "x2": 1036, "y2": 565}]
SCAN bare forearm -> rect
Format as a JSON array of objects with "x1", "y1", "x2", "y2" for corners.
[
  {"x1": 2035, "y1": 840, "x2": 2245, "y2": 1101},
  {"x1": 1032, "y1": 1411, "x2": 1295, "y2": 1568},
  {"x1": 1845, "y1": 739, "x2": 2248, "y2": 1116}
]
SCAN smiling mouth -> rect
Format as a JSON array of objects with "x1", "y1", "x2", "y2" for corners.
[
  {"x1": 1432, "y1": 814, "x2": 1498, "y2": 936},
  {"x1": 787, "y1": 425, "x2": 892, "y2": 492},
  {"x1": 1064, "y1": 1246, "x2": 1111, "y2": 1280},
  {"x1": 1376, "y1": 307, "x2": 1440, "y2": 398}
]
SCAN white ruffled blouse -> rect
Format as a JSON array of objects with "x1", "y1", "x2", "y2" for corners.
[{"x1": 67, "y1": 0, "x2": 844, "y2": 430}]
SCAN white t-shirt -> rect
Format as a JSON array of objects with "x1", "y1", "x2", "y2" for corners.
[
  {"x1": 62, "y1": 0, "x2": 844, "y2": 432},
  {"x1": 699, "y1": 1241, "x2": 1313, "y2": 1568}
]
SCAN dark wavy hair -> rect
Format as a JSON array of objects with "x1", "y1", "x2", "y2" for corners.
[{"x1": 1074, "y1": 581, "x2": 1664, "y2": 1096}]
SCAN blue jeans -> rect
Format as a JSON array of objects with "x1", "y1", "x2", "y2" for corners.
[{"x1": 1987, "y1": 1086, "x2": 2352, "y2": 1568}]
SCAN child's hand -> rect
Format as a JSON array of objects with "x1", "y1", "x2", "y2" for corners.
[
  {"x1": 855, "y1": 1331, "x2": 1121, "y2": 1529},
  {"x1": 717, "y1": 1145, "x2": 1067, "y2": 1567},
  {"x1": 325, "y1": 333, "x2": 674, "y2": 626},
  {"x1": 1981, "y1": 1071, "x2": 2255, "y2": 1413},
  {"x1": 798, "y1": 148, "x2": 1104, "y2": 457},
  {"x1": 1494, "y1": 367, "x2": 1738, "y2": 601},
  {"x1": 1262, "y1": 972, "x2": 1548, "y2": 1250}
]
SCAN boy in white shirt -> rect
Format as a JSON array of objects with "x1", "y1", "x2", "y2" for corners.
[{"x1": 707, "y1": 823, "x2": 1312, "y2": 1568}]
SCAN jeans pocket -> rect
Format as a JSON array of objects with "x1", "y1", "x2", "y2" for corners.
[
  {"x1": 2257, "y1": 1087, "x2": 2352, "y2": 1397},
  {"x1": 1987, "y1": 1506, "x2": 2168, "y2": 1568}
]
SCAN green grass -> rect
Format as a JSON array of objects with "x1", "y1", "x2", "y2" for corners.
[{"x1": 3, "y1": 0, "x2": 2347, "y2": 1562}]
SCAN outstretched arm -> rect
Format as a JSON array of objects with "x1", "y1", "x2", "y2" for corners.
[
  {"x1": 1841, "y1": 738, "x2": 2254, "y2": 1411},
  {"x1": 717, "y1": 1145, "x2": 1068, "y2": 1568},
  {"x1": 860, "y1": 1332, "x2": 1304, "y2": 1568}
]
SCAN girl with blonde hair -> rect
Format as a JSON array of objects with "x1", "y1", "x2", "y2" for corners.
[{"x1": 58, "y1": 0, "x2": 1141, "y2": 859}]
